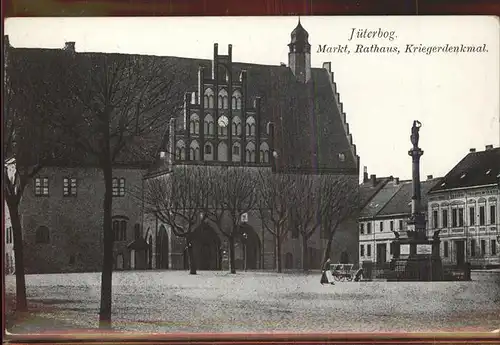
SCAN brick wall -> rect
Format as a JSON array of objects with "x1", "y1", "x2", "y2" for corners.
[{"x1": 20, "y1": 165, "x2": 145, "y2": 274}]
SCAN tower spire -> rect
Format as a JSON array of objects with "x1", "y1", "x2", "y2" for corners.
[{"x1": 288, "y1": 18, "x2": 311, "y2": 83}]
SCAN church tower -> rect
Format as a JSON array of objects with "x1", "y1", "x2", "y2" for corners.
[{"x1": 288, "y1": 19, "x2": 311, "y2": 83}]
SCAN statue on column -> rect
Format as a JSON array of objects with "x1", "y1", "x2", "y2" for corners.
[{"x1": 410, "y1": 120, "x2": 422, "y2": 149}]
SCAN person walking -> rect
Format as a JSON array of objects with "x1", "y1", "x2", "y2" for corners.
[{"x1": 320, "y1": 258, "x2": 333, "y2": 285}]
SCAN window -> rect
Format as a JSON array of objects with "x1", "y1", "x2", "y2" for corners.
[
  {"x1": 444, "y1": 241, "x2": 449, "y2": 258},
  {"x1": 367, "y1": 223, "x2": 372, "y2": 234},
  {"x1": 205, "y1": 144, "x2": 212, "y2": 154},
  {"x1": 204, "y1": 88, "x2": 214, "y2": 109},
  {"x1": 232, "y1": 90, "x2": 242, "y2": 110},
  {"x1": 479, "y1": 206, "x2": 485, "y2": 225},
  {"x1": 246, "y1": 117, "x2": 256, "y2": 136},
  {"x1": 218, "y1": 89, "x2": 229, "y2": 109},
  {"x1": 35, "y1": 226, "x2": 50, "y2": 244},
  {"x1": 399, "y1": 220, "x2": 403, "y2": 230},
  {"x1": 232, "y1": 144, "x2": 240, "y2": 156},
  {"x1": 471, "y1": 239, "x2": 476, "y2": 257},
  {"x1": 245, "y1": 142, "x2": 256, "y2": 163},
  {"x1": 360, "y1": 223, "x2": 364, "y2": 235},
  {"x1": 63, "y1": 177, "x2": 77, "y2": 196},
  {"x1": 390, "y1": 221, "x2": 394, "y2": 232},
  {"x1": 469, "y1": 207, "x2": 475, "y2": 226},
  {"x1": 113, "y1": 219, "x2": 127, "y2": 241},
  {"x1": 6, "y1": 227, "x2": 12, "y2": 244},
  {"x1": 389, "y1": 242, "x2": 393, "y2": 255},
  {"x1": 367, "y1": 244, "x2": 372, "y2": 257},
  {"x1": 481, "y1": 240, "x2": 486, "y2": 255},
  {"x1": 492, "y1": 240, "x2": 497, "y2": 255},
  {"x1": 442, "y1": 209, "x2": 448, "y2": 228},
  {"x1": 34, "y1": 177, "x2": 49, "y2": 196},
  {"x1": 452, "y1": 209, "x2": 457, "y2": 227},
  {"x1": 433, "y1": 210, "x2": 438, "y2": 228},
  {"x1": 112, "y1": 178, "x2": 125, "y2": 197},
  {"x1": 338, "y1": 153, "x2": 345, "y2": 162},
  {"x1": 360, "y1": 245, "x2": 365, "y2": 257},
  {"x1": 379, "y1": 221, "x2": 384, "y2": 232},
  {"x1": 232, "y1": 117, "x2": 242, "y2": 136},
  {"x1": 458, "y1": 208, "x2": 464, "y2": 227},
  {"x1": 218, "y1": 123, "x2": 228, "y2": 136},
  {"x1": 490, "y1": 204, "x2": 497, "y2": 224}
]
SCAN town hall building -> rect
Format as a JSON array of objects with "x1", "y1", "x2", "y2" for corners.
[{"x1": 5, "y1": 20, "x2": 360, "y2": 273}]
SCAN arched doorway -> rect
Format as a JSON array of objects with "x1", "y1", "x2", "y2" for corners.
[
  {"x1": 193, "y1": 224, "x2": 221, "y2": 270},
  {"x1": 239, "y1": 224, "x2": 261, "y2": 270},
  {"x1": 156, "y1": 225, "x2": 169, "y2": 269}
]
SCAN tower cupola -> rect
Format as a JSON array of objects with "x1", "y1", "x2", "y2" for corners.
[{"x1": 288, "y1": 19, "x2": 311, "y2": 83}]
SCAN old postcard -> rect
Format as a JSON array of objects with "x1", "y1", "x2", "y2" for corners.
[{"x1": 3, "y1": 16, "x2": 500, "y2": 335}]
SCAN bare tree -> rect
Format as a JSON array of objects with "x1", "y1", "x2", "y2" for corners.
[
  {"x1": 52, "y1": 53, "x2": 186, "y2": 327},
  {"x1": 143, "y1": 165, "x2": 210, "y2": 275},
  {"x1": 257, "y1": 169, "x2": 295, "y2": 272},
  {"x1": 204, "y1": 166, "x2": 258, "y2": 274},
  {"x1": 3, "y1": 44, "x2": 70, "y2": 312},
  {"x1": 287, "y1": 174, "x2": 323, "y2": 271},
  {"x1": 318, "y1": 175, "x2": 360, "y2": 266}
]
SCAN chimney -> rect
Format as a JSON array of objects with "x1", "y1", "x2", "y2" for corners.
[
  {"x1": 427, "y1": 175, "x2": 433, "y2": 180},
  {"x1": 64, "y1": 42, "x2": 75, "y2": 52},
  {"x1": 485, "y1": 144, "x2": 493, "y2": 151},
  {"x1": 363, "y1": 166, "x2": 369, "y2": 183},
  {"x1": 370, "y1": 174, "x2": 377, "y2": 187},
  {"x1": 469, "y1": 148, "x2": 476, "y2": 153},
  {"x1": 394, "y1": 177, "x2": 399, "y2": 185}
]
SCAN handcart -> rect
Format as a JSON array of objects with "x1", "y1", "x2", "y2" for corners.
[{"x1": 330, "y1": 264, "x2": 355, "y2": 282}]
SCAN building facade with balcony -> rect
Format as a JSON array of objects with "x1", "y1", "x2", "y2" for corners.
[{"x1": 427, "y1": 146, "x2": 500, "y2": 268}]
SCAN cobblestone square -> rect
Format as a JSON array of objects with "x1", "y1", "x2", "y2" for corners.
[{"x1": 5, "y1": 270, "x2": 500, "y2": 333}]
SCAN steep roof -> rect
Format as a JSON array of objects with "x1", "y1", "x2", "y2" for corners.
[
  {"x1": 359, "y1": 177, "x2": 392, "y2": 209},
  {"x1": 377, "y1": 178, "x2": 442, "y2": 217},
  {"x1": 359, "y1": 178, "x2": 400, "y2": 219},
  {"x1": 7, "y1": 42, "x2": 358, "y2": 174},
  {"x1": 429, "y1": 147, "x2": 500, "y2": 193}
]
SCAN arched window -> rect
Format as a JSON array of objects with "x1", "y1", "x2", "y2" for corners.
[
  {"x1": 204, "y1": 88, "x2": 214, "y2": 109},
  {"x1": 204, "y1": 142, "x2": 214, "y2": 161},
  {"x1": 35, "y1": 226, "x2": 50, "y2": 244},
  {"x1": 232, "y1": 90, "x2": 242, "y2": 110},
  {"x1": 218, "y1": 89, "x2": 229, "y2": 109},
  {"x1": 190, "y1": 140, "x2": 200, "y2": 161},
  {"x1": 113, "y1": 219, "x2": 127, "y2": 241},
  {"x1": 204, "y1": 114, "x2": 214, "y2": 136},
  {"x1": 246, "y1": 116, "x2": 256, "y2": 136},
  {"x1": 232, "y1": 142, "x2": 241, "y2": 158},
  {"x1": 246, "y1": 142, "x2": 256, "y2": 163},
  {"x1": 232, "y1": 116, "x2": 242, "y2": 136},
  {"x1": 205, "y1": 143, "x2": 212, "y2": 154},
  {"x1": 260, "y1": 142, "x2": 270, "y2": 163},
  {"x1": 189, "y1": 113, "x2": 200, "y2": 135},
  {"x1": 218, "y1": 142, "x2": 228, "y2": 162},
  {"x1": 175, "y1": 140, "x2": 185, "y2": 160}
]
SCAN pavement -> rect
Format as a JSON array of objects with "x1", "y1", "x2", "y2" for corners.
[{"x1": 4, "y1": 270, "x2": 500, "y2": 334}]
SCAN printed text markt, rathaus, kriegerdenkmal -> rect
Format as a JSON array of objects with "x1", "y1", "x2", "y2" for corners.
[{"x1": 317, "y1": 43, "x2": 488, "y2": 55}]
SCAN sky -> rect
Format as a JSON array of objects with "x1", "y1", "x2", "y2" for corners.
[{"x1": 5, "y1": 16, "x2": 500, "y2": 181}]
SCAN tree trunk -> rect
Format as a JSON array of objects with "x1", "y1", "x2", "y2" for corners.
[
  {"x1": 7, "y1": 199, "x2": 27, "y2": 312},
  {"x1": 276, "y1": 235, "x2": 282, "y2": 273},
  {"x1": 301, "y1": 233, "x2": 308, "y2": 272},
  {"x1": 99, "y1": 160, "x2": 114, "y2": 329},
  {"x1": 186, "y1": 238, "x2": 197, "y2": 275},
  {"x1": 321, "y1": 230, "x2": 334, "y2": 268},
  {"x1": 229, "y1": 236, "x2": 236, "y2": 274}
]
